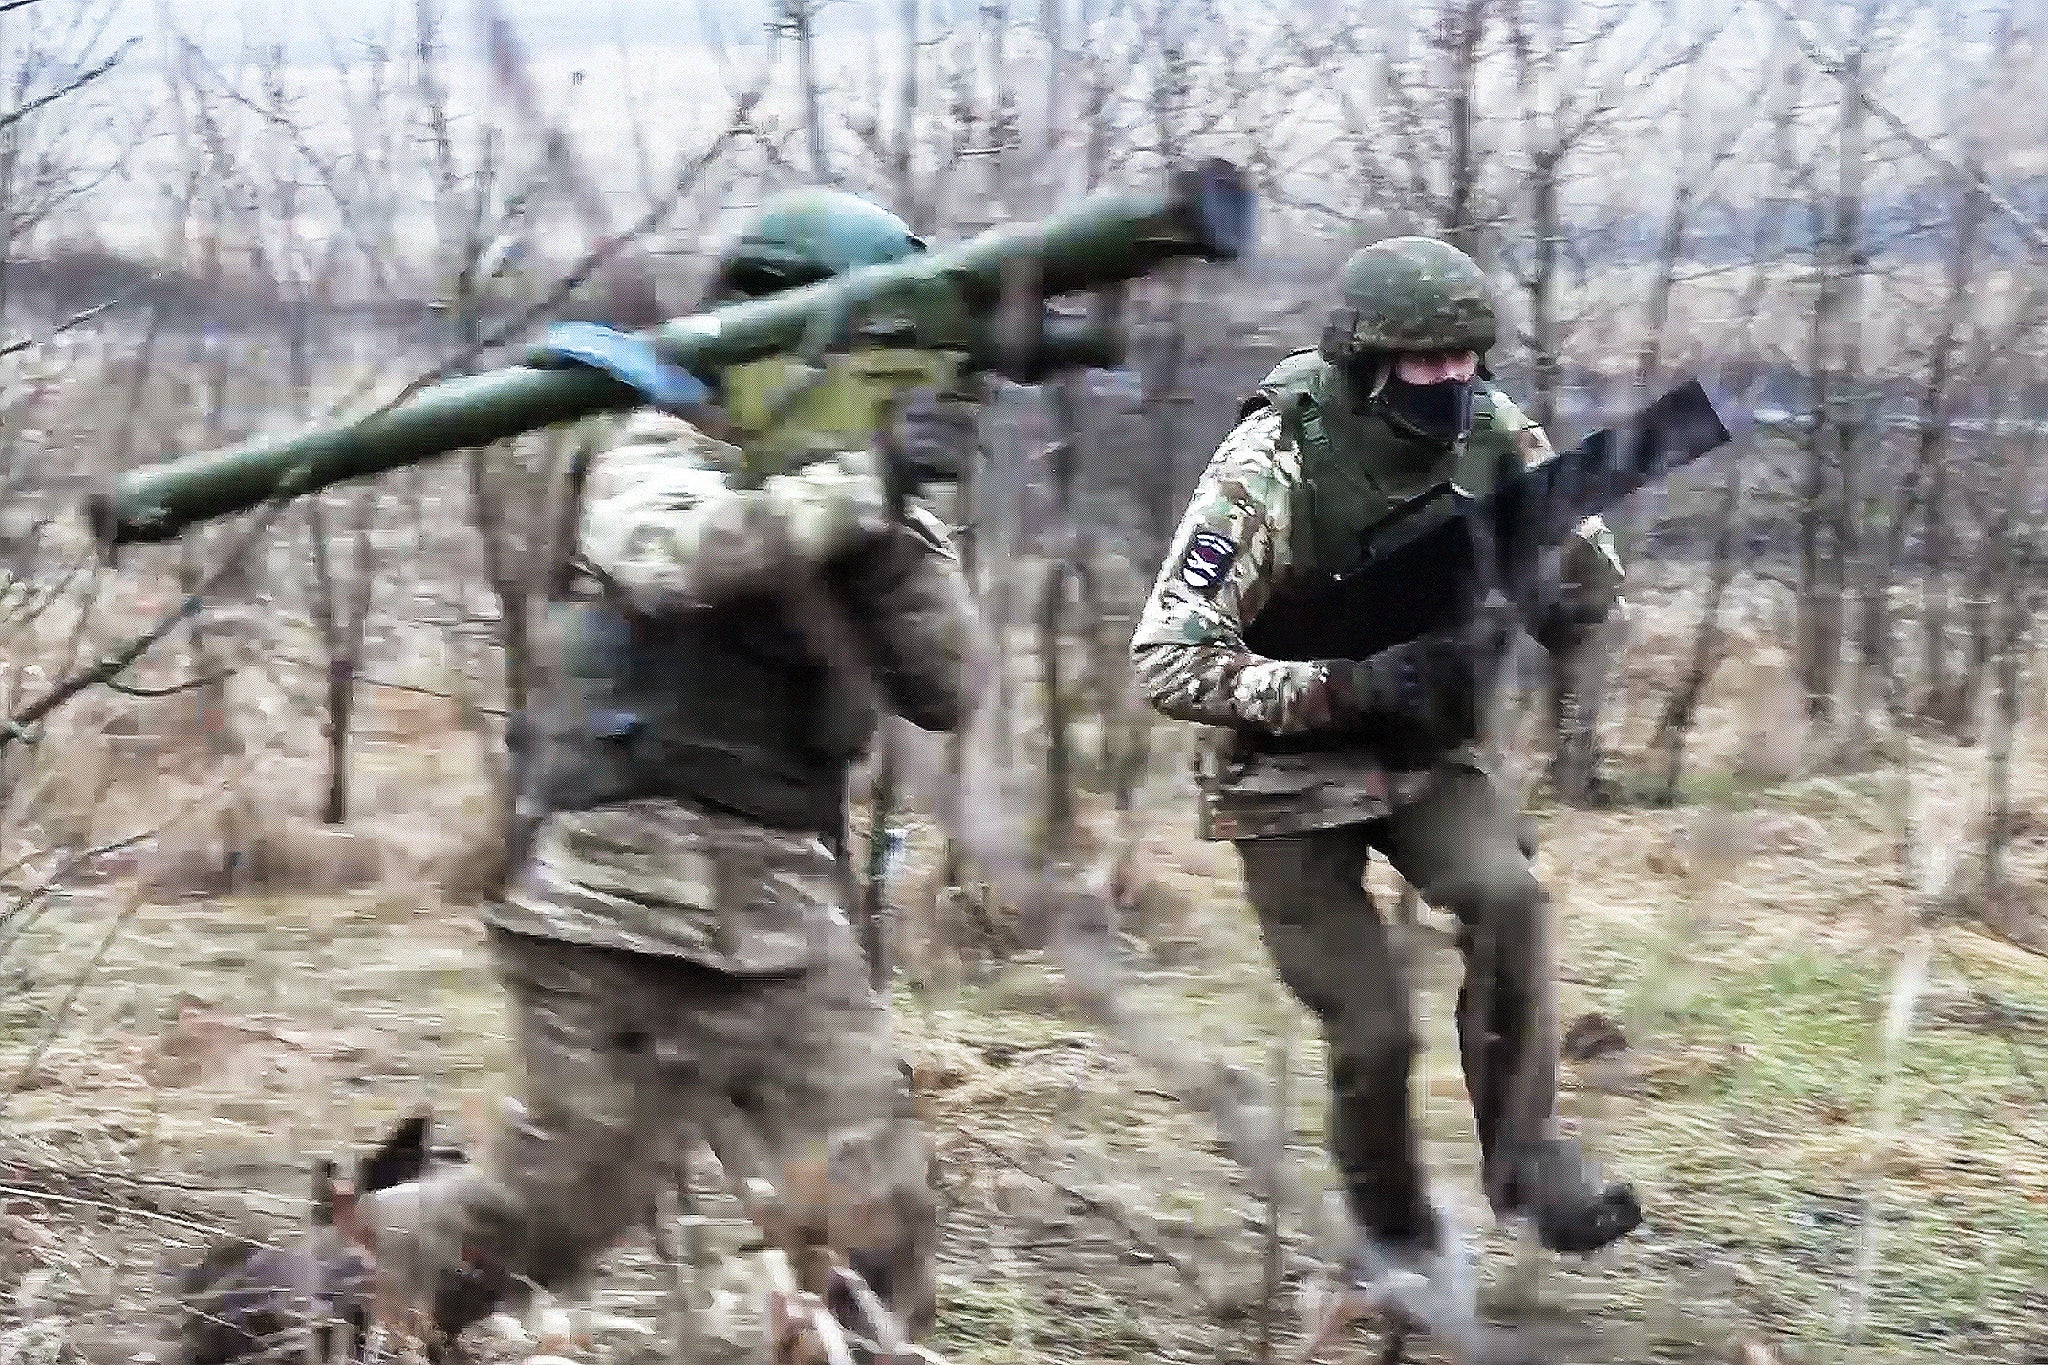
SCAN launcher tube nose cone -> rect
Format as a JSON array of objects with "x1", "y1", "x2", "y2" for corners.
[{"x1": 1181, "y1": 157, "x2": 1256, "y2": 261}]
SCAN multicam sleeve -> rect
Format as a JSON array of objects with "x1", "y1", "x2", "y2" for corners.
[
  {"x1": 1128, "y1": 407, "x2": 1351, "y2": 735},
  {"x1": 578, "y1": 411, "x2": 894, "y2": 614},
  {"x1": 838, "y1": 504, "x2": 980, "y2": 734}
]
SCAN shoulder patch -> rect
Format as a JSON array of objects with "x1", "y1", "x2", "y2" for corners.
[{"x1": 1178, "y1": 529, "x2": 1238, "y2": 594}]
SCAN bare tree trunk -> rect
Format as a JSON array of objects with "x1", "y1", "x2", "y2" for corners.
[
  {"x1": 1922, "y1": 445, "x2": 1954, "y2": 706},
  {"x1": 1798, "y1": 216, "x2": 1839, "y2": 724},
  {"x1": 1526, "y1": 151, "x2": 1562, "y2": 433},
  {"x1": 322, "y1": 663, "x2": 355, "y2": 824},
  {"x1": 1920, "y1": 169, "x2": 1986, "y2": 718},
  {"x1": 1983, "y1": 575, "x2": 2034, "y2": 893},
  {"x1": 1963, "y1": 516, "x2": 2001, "y2": 735},
  {"x1": 1649, "y1": 463, "x2": 1744, "y2": 802},
  {"x1": 983, "y1": 0, "x2": 1014, "y2": 208},
  {"x1": 1832, "y1": 41, "x2": 1871, "y2": 749},
  {"x1": 940, "y1": 433, "x2": 981, "y2": 891},
  {"x1": 861, "y1": 735, "x2": 897, "y2": 989},
  {"x1": 1634, "y1": 150, "x2": 1695, "y2": 391},
  {"x1": 1440, "y1": 0, "x2": 1486, "y2": 255},
  {"x1": 1037, "y1": 381, "x2": 1082, "y2": 861},
  {"x1": 421, "y1": 0, "x2": 524, "y2": 884},
  {"x1": 988, "y1": 568, "x2": 1016, "y2": 771},
  {"x1": 0, "y1": 128, "x2": 20, "y2": 326},
  {"x1": 189, "y1": 197, "x2": 236, "y2": 777},
  {"x1": 788, "y1": 0, "x2": 831, "y2": 182},
  {"x1": 894, "y1": 0, "x2": 921, "y2": 225},
  {"x1": 1041, "y1": 0, "x2": 1063, "y2": 200}
]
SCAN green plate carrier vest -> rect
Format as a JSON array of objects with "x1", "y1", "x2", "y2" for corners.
[
  {"x1": 520, "y1": 588, "x2": 875, "y2": 836},
  {"x1": 1236, "y1": 350, "x2": 1518, "y2": 665}
]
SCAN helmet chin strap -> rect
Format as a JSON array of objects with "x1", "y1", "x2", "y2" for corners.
[{"x1": 1365, "y1": 359, "x2": 1392, "y2": 403}]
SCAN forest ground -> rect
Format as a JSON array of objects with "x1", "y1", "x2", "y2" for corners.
[{"x1": 1, "y1": 611, "x2": 2045, "y2": 1365}]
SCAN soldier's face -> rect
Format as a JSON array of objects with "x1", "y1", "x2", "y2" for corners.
[
  {"x1": 1393, "y1": 350, "x2": 1479, "y2": 385},
  {"x1": 1368, "y1": 348, "x2": 1479, "y2": 446}
]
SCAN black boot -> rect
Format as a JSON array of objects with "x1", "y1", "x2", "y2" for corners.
[{"x1": 1499, "y1": 1137, "x2": 1641, "y2": 1254}]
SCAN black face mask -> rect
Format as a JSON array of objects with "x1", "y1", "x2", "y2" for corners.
[
  {"x1": 1340, "y1": 358, "x2": 1479, "y2": 450},
  {"x1": 1377, "y1": 369, "x2": 1476, "y2": 446}
]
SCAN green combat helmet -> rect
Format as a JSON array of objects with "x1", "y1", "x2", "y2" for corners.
[
  {"x1": 711, "y1": 188, "x2": 927, "y2": 300},
  {"x1": 1319, "y1": 235, "x2": 1496, "y2": 362},
  {"x1": 1319, "y1": 236, "x2": 1496, "y2": 445}
]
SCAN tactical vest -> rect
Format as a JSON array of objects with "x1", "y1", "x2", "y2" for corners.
[
  {"x1": 518, "y1": 590, "x2": 875, "y2": 835},
  {"x1": 1236, "y1": 350, "x2": 1519, "y2": 666}
]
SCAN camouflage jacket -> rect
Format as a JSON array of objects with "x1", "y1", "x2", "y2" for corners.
[
  {"x1": 488, "y1": 410, "x2": 977, "y2": 973},
  {"x1": 1130, "y1": 362, "x2": 1621, "y2": 841}
]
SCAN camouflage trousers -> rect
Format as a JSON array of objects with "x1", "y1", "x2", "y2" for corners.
[
  {"x1": 1236, "y1": 759, "x2": 1556, "y2": 1248},
  {"x1": 359, "y1": 924, "x2": 937, "y2": 1340}
]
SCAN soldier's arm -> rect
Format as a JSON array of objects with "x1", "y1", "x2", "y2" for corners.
[
  {"x1": 1129, "y1": 408, "x2": 1355, "y2": 735},
  {"x1": 579, "y1": 411, "x2": 893, "y2": 614},
  {"x1": 1550, "y1": 515, "x2": 1626, "y2": 640},
  {"x1": 836, "y1": 504, "x2": 979, "y2": 733}
]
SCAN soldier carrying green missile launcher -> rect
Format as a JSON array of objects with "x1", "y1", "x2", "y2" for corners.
[{"x1": 343, "y1": 189, "x2": 977, "y2": 1349}]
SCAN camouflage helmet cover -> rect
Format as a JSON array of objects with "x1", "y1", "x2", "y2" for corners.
[
  {"x1": 1319, "y1": 236, "x2": 1497, "y2": 360},
  {"x1": 713, "y1": 188, "x2": 926, "y2": 299}
]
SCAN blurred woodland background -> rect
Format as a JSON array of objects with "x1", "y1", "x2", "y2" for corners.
[{"x1": 0, "y1": 0, "x2": 2045, "y2": 1362}]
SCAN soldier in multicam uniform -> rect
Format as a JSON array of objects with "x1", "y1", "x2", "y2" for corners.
[
  {"x1": 349, "y1": 190, "x2": 978, "y2": 1347},
  {"x1": 1130, "y1": 237, "x2": 1641, "y2": 1275}
]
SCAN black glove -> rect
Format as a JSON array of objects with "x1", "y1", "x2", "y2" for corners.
[
  {"x1": 1328, "y1": 627, "x2": 1489, "y2": 748},
  {"x1": 881, "y1": 388, "x2": 979, "y2": 505}
]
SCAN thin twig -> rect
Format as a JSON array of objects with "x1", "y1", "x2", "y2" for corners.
[
  {"x1": 954, "y1": 1129, "x2": 1216, "y2": 1305},
  {"x1": 0, "y1": 499, "x2": 287, "y2": 755},
  {"x1": 0, "y1": 781, "x2": 217, "y2": 955},
  {"x1": 374, "y1": 92, "x2": 761, "y2": 415},
  {"x1": 0, "y1": 885, "x2": 146, "y2": 1123},
  {"x1": 0, "y1": 824, "x2": 160, "y2": 918},
  {"x1": 1758, "y1": 0, "x2": 2048, "y2": 255},
  {"x1": 1937, "y1": 942, "x2": 2048, "y2": 1147},
  {"x1": 1260, "y1": 1034, "x2": 1292, "y2": 1365},
  {"x1": 104, "y1": 669, "x2": 234, "y2": 699},
  {"x1": 0, "y1": 1182, "x2": 229, "y2": 1239},
  {"x1": 0, "y1": 299, "x2": 119, "y2": 362},
  {"x1": 0, "y1": 37, "x2": 138, "y2": 135}
]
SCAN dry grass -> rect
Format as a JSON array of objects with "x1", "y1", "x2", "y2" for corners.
[{"x1": 0, "y1": 586, "x2": 2043, "y2": 1365}]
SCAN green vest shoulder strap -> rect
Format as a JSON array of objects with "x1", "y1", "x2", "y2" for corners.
[
  {"x1": 1241, "y1": 348, "x2": 1334, "y2": 464},
  {"x1": 1241, "y1": 350, "x2": 1408, "y2": 574}
]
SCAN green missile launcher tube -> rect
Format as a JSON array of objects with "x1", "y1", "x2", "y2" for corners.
[{"x1": 90, "y1": 158, "x2": 1253, "y2": 549}]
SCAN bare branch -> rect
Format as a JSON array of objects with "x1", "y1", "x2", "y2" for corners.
[
  {"x1": 0, "y1": 299, "x2": 118, "y2": 362},
  {"x1": 0, "y1": 500, "x2": 288, "y2": 755},
  {"x1": 0, "y1": 35, "x2": 136, "y2": 135},
  {"x1": 1761, "y1": 0, "x2": 2048, "y2": 254}
]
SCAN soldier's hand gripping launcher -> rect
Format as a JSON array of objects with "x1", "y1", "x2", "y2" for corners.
[{"x1": 88, "y1": 159, "x2": 1255, "y2": 548}]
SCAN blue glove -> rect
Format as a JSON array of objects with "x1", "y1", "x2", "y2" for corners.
[{"x1": 525, "y1": 322, "x2": 712, "y2": 411}]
